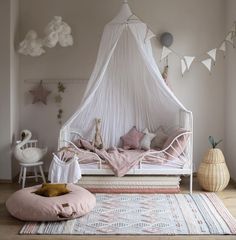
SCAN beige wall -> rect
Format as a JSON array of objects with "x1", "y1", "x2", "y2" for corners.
[
  {"x1": 0, "y1": 0, "x2": 19, "y2": 180},
  {"x1": 0, "y1": 0, "x2": 11, "y2": 180},
  {"x1": 225, "y1": 0, "x2": 236, "y2": 181},
  {"x1": 10, "y1": 0, "x2": 20, "y2": 178},
  {"x1": 19, "y1": 0, "x2": 226, "y2": 171}
]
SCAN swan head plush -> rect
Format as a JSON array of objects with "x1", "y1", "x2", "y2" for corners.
[{"x1": 21, "y1": 129, "x2": 32, "y2": 141}]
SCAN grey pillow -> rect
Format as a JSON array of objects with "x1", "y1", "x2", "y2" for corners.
[{"x1": 151, "y1": 127, "x2": 168, "y2": 149}]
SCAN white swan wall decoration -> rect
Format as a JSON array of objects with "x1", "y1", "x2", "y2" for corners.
[{"x1": 14, "y1": 130, "x2": 47, "y2": 164}]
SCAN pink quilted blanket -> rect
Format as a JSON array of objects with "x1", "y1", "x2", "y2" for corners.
[
  {"x1": 64, "y1": 139, "x2": 164, "y2": 177},
  {"x1": 94, "y1": 147, "x2": 146, "y2": 177}
]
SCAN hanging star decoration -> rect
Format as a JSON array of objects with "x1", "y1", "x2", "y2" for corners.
[
  {"x1": 55, "y1": 82, "x2": 66, "y2": 125},
  {"x1": 58, "y1": 82, "x2": 66, "y2": 92},
  {"x1": 54, "y1": 94, "x2": 63, "y2": 103},
  {"x1": 30, "y1": 80, "x2": 51, "y2": 105}
]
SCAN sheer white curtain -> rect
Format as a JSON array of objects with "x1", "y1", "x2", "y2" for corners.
[{"x1": 60, "y1": 3, "x2": 192, "y2": 148}]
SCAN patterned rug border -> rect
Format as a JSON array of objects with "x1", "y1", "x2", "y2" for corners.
[
  {"x1": 86, "y1": 187, "x2": 180, "y2": 193},
  {"x1": 20, "y1": 193, "x2": 236, "y2": 235},
  {"x1": 204, "y1": 193, "x2": 236, "y2": 233}
]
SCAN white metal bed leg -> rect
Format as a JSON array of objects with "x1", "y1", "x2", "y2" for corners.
[{"x1": 190, "y1": 173, "x2": 193, "y2": 194}]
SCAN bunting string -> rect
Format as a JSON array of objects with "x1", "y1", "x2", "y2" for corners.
[{"x1": 160, "y1": 21, "x2": 236, "y2": 76}]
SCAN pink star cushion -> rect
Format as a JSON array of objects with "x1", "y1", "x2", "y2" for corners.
[{"x1": 121, "y1": 126, "x2": 144, "y2": 150}]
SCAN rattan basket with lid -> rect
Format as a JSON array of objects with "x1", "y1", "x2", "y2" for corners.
[{"x1": 197, "y1": 148, "x2": 230, "y2": 192}]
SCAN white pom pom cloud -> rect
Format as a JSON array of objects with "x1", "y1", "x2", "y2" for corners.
[
  {"x1": 18, "y1": 30, "x2": 45, "y2": 56},
  {"x1": 18, "y1": 16, "x2": 73, "y2": 57}
]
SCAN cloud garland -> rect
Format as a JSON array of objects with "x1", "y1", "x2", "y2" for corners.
[
  {"x1": 18, "y1": 30, "x2": 45, "y2": 57},
  {"x1": 161, "y1": 21, "x2": 236, "y2": 76},
  {"x1": 18, "y1": 16, "x2": 73, "y2": 57},
  {"x1": 44, "y1": 16, "x2": 73, "y2": 48}
]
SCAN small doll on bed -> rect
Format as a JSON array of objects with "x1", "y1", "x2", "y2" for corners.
[{"x1": 93, "y1": 118, "x2": 104, "y2": 149}]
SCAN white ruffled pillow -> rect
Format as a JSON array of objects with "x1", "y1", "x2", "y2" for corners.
[{"x1": 140, "y1": 128, "x2": 156, "y2": 150}]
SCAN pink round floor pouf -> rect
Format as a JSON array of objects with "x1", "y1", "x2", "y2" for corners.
[{"x1": 6, "y1": 184, "x2": 96, "y2": 221}]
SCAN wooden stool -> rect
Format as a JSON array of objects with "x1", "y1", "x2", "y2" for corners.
[{"x1": 18, "y1": 161, "x2": 46, "y2": 188}]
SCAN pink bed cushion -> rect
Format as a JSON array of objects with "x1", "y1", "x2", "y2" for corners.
[
  {"x1": 80, "y1": 139, "x2": 95, "y2": 151},
  {"x1": 73, "y1": 139, "x2": 95, "y2": 151},
  {"x1": 151, "y1": 127, "x2": 168, "y2": 149},
  {"x1": 163, "y1": 128, "x2": 191, "y2": 159},
  {"x1": 120, "y1": 126, "x2": 144, "y2": 150},
  {"x1": 6, "y1": 184, "x2": 96, "y2": 221},
  {"x1": 72, "y1": 139, "x2": 82, "y2": 148}
]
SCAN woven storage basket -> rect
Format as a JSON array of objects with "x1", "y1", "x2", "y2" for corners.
[{"x1": 197, "y1": 148, "x2": 230, "y2": 192}]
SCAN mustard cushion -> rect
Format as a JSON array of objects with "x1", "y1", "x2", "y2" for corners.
[{"x1": 34, "y1": 183, "x2": 70, "y2": 197}]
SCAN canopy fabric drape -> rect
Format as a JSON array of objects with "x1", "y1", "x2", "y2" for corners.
[{"x1": 59, "y1": 2, "x2": 192, "y2": 148}]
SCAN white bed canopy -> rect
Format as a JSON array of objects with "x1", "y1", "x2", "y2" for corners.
[{"x1": 60, "y1": 0, "x2": 193, "y2": 148}]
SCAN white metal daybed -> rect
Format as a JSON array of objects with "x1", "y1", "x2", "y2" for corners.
[{"x1": 59, "y1": 2, "x2": 193, "y2": 192}]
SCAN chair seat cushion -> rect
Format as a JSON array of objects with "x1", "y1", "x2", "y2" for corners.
[{"x1": 6, "y1": 184, "x2": 96, "y2": 221}]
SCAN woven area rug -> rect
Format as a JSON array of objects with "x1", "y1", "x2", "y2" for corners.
[{"x1": 20, "y1": 193, "x2": 236, "y2": 235}]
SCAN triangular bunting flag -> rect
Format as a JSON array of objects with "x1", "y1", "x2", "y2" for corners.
[
  {"x1": 145, "y1": 28, "x2": 155, "y2": 42},
  {"x1": 161, "y1": 46, "x2": 172, "y2": 60},
  {"x1": 146, "y1": 29, "x2": 155, "y2": 40},
  {"x1": 219, "y1": 41, "x2": 226, "y2": 52},
  {"x1": 207, "y1": 48, "x2": 217, "y2": 62},
  {"x1": 225, "y1": 32, "x2": 234, "y2": 45},
  {"x1": 201, "y1": 58, "x2": 212, "y2": 72},
  {"x1": 184, "y1": 56, "x2": 195, "y2": 70},
  {"x1": 181, "y1": 59, "x2": 187, "y2": 75}
]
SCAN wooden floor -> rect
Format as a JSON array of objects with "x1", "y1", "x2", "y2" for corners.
[{"x1": 0, "y1": 177, "x2": 236, "y2": 240}]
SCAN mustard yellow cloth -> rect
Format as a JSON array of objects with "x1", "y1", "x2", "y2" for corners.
[{"x1": 34, "y1": 183, "x2": 70, "y2": 197}]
